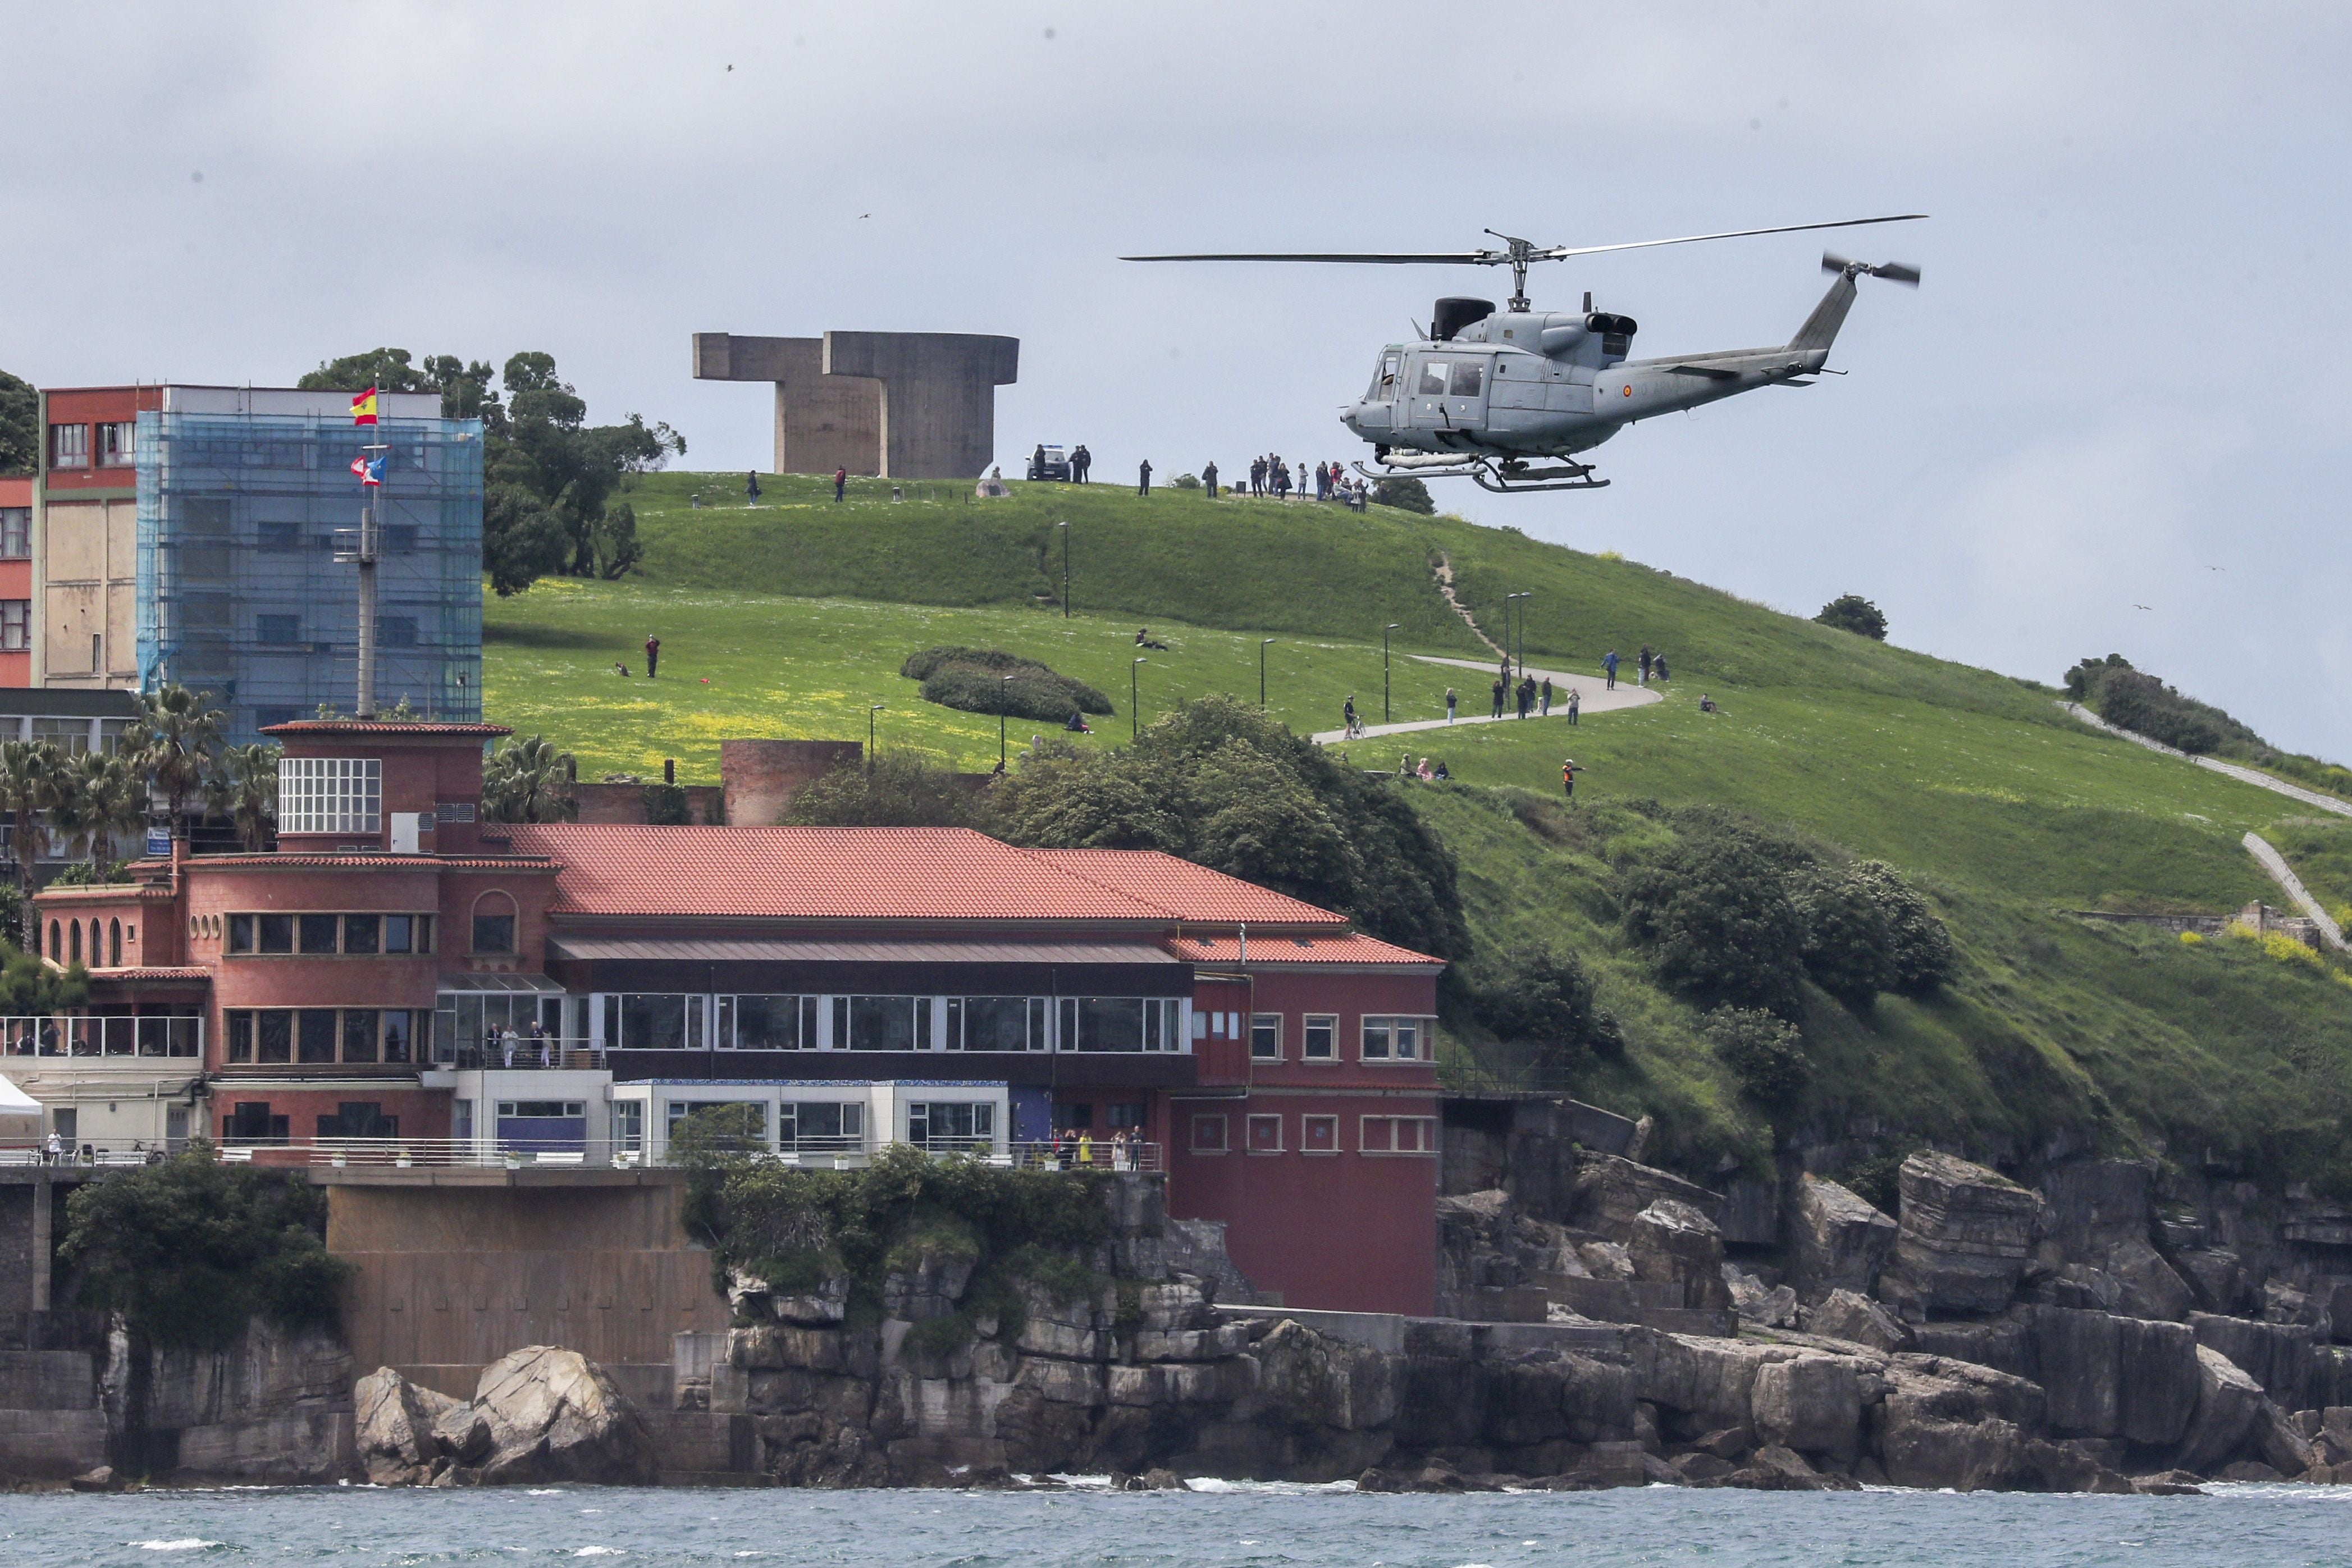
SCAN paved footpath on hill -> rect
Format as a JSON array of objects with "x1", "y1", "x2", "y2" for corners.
[
  {"x1": 1309, "y1": 655, "x2": 1662, "y2": 744},
  {"x1": 2062, "y1": 701, "x2": 2352, "y2": 820}
]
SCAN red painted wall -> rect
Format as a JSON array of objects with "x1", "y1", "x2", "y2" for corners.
[
  {"x1": 39, "y1": 387, "x2": 156, "y2": 494},
  {"x1": 0, "y1": 474, "x2": 29, "y2": 688}
]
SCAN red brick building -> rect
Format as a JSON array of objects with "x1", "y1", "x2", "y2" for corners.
[
  {"x1": 28, "y1": 720, "x2": 1441, "y2": 1313},
  {"x1": 0, "y1": 475, "x2": 29, "y2": 687}
]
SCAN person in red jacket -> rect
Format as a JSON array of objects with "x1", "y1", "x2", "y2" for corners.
[{"x1": 833, "y1": 467, "x2": 847, "y2": 502}]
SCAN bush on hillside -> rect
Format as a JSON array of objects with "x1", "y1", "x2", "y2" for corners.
[
  {"x1": 783, "y1": 752, "x2": 984, "y2": 830},
  {"x1": 992, "y1": 697, "x2": 1468, "y2": 962},
  {"x1": 1707, "y1": 1007, "x2": 1808, "y2": 1107},
  {"x1": 1370, "y1": 476, "x2": 1435, "y2": 514},
  {"x1": 901, "y1": 646, "x2": 1112, "y2": 724},
  {"x1": 1619, "y1": 811, "x2": 1956, "y2": 1016},
  {"x1": 2067, "y1": 655, "x2": 2352, "y2": 797},
  {"x1": 1814, "y1": 594, "x2": 1888, "y2": 641},
  {"x1": 1469, "y1": 942, "x2": 1623, "y2": 1063},
  {"x1": 59, "y1": 1144, "x2": 351, "y2": 1350}
]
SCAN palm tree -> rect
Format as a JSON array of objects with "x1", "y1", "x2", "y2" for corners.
[
  {"x1": 204, "y1": 743, "x2": 281, "y2": 852},
  {"x1": 140, "y1": 684, "x2": 225, "y2": 839},
  {"x1": 481, "y1": 736, "x2": 579, "y2": 824},
  {"x1": 0, "y1": 742, "x2": 61, "y2": 898},
  {"x1": 51, "y1": 749, "x2": 147, "y2": 867}
]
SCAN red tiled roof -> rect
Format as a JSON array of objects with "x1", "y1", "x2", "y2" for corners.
[
  {"x1": 87, "y1": 966, "x2": 211, "y2": 981},
  {"x1": 1168, "y1": 932, "x2": 1441, "y2": 968},
  {"x1": 506, "y1": 825, "x2": 1175, "y2": 921},
  {"x1": 1023, "y1": 849, "x2": 1348, "y2": 927},
  {"x1": 262, "y1": 720, "x2": 511, "y2": 738}
]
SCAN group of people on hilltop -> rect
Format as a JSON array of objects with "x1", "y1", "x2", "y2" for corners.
[
  {"x1": 1487, "y1": 666, "x2": 1579, "y2": 724},
  {"x1": 1600, "y1": 645, "x2": 1671, "y2": 691}
]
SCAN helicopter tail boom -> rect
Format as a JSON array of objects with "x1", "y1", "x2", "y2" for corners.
[{"x1": 1790, "y1": 252, "x2": 1922, "y2": 362}]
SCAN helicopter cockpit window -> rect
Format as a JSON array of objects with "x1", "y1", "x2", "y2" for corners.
[
  {"x1": 1416, "y1": 361, "x2": 1449, "y2": 397},
  {"x1": 1448, "y1": 361, "x2": 1484, "y2": 398},
  {"x1": 1371, "y1": 350, "x2": 1401, "y2": 401}
]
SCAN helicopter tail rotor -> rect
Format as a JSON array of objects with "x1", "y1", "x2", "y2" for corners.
[{"x1": 1823, "y1": 252, "x2": 1922, "y2": 287}]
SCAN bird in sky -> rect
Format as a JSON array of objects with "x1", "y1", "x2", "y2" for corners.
[
  {"x1": 2133, "y1": 604, "x2": 2153, "y2": 611},
  {"x1": 858, "y1": 213, "x2": 871, "y2": 219}
]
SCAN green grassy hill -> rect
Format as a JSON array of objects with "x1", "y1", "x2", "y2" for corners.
[{"x1": 485, "y1": 471, "x2": 2352, "y2": 1183}]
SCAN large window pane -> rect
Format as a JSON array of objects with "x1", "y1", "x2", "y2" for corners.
[
  {"x1": 344, "y1": 915, "x2": 380, "y2": 954},
  {"x1": 258, "y1": 915, "x2": 293, "y2": 953},
  {"x1": 620, "y1": 994, "x2": 688, "y2": 1050},
  {"x1": 729, "y1": 994, "x2": 802, "y2": 1050},
  {"x1": 1076, "y1": 997, "x2": 1144, "y2": 1053},
  {"x1": 847, "y1": 995, "x2": 915, "y2": 1052},
  {"x1": 780, "y1": 1101, "x2": 864, "y2": 1147},
  {"x1": 257, "y1": 1011, "x2": 291, "y2": 1063},
  {"x1": 382, "y1": 1011, "x2": 412, "y2": 1064},
  {"x1": 298, "y1": 1009, "x2": 338, "y2": 1063},
  {"x1": 342, "y1": 1009, "x2": 379, "y2": 1063},
  {"x1": 298, "y1": 914, "x2": 339, "y2": 953},
  {"x1": 958, "y1": 996, "x2": 1034, "y2": 1052}
]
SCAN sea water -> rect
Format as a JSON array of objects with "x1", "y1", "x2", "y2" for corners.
[{"x1": 2, "y1": 1480, "x2": 2346, "y2": 1567}]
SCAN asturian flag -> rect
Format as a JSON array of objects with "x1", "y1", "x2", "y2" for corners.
[
  {"x1": 350, "y1": 387, "x2": 380, "y2": 426},
  {"x1": 349, "y1": 454, "x2": 384, "y2": 487}
]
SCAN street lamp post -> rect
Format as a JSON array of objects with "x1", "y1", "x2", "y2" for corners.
[
  {"x1": 1519, "y1": 591, "x2": 1534, "y2": 685},
  {"x1": 999, "y1": 674, "x2": 1015, "y2": 769},
  {"x1": 1505, "y1": 593, "x2": 1529, "y2": 688},
  {"x1": 868, "y1": 703, "x2": 884, "y2": 768},
  {"x1": 1132, "y1": 657, "x2": 1145, "y2": 740},
  {"x1": 1260, "y1": 639, "x2": 1275, "y2": 708},
  {"x1": 1382, "y1": 623, "x2": 1400, "y2": 723},
  {"x1": 1059, "y1": 520, "x2": 1070, "y2": 619}
]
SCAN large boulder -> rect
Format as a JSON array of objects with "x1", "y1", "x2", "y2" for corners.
[
  {"x1": 473, "y1": 1346, "x2": 657, "y2": 1484},
  {"x1": 1749, "y1": 1354, "x2": 1862, "y2": 1459},
  {"x1": 354, "y1": 1368, "x2": 467, "y2": 1485},
  {"x1": 2191, "y1": 1312, "x2": 2318, "y2": 1410},
  {"x1": 2173, "y1": 1345, "x2": 2263, "y2": 1475},
  {"x1": 1874, "y1": 1355, "x2": 2045, "y2": 1491},
  {"x1": 1791, "y1": 1176, "x2": 1898, "y2": 1301},
  {"x1": 1569, "y1": 1153, "x2": 1723, "y2": 1241},
  {"x1": 1880, "y1": 1153, "x2": 2043, "y2": 1317},
  {"x1": 1808, "y1": 1289, "x2": 1912, "y2": 1354},
  {"x1": 1628, "y1": 1201, "x2": 1733, "y2": 1311},
  {"x1": 2028, "y1": 1308, "x2": 2198, "y2": 1446}
]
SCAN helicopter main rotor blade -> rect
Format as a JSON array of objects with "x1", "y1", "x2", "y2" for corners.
[
  {"x1": 1120, "y1": 252, "x2": 1503, "y2": 265},
  {"x1": 1538, "y1": 213, "x2": 1926, "y2": 261}
]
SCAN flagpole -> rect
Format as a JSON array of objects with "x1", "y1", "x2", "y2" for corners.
[{"x1": 348, "y1": 387, "x2": 386, "y2": 721}]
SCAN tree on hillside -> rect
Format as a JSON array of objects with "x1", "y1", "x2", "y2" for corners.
[
  {"x1": 300, "y1": 349, "x2": 684, "y2": 595},
  {"x1": 481, "y1": 735, "x2": 579, "y2": 824},
  {"x1": 1814, "y1": 594, "x2": 1888, "y2": 640},
  {"x1": 0, "y1": 369, "x2": 36, "y2": 476},
  {"x1": 1370, "y1": 476, "x2": 1435, "y2": 514}
]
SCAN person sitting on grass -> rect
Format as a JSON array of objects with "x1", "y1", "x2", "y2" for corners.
[
  {"x1": 1064, "y1": 710, "x2": 1092, "y2": 733},
  {"x1": 1698, "y1": 693, "x2": 1719, "y2": 714}
]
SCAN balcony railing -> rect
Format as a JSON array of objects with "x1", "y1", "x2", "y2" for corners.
[
  {"x1": 211, "y1": 1135, "x2": 1163, "y2": 1173},
  {"x1": 0, "y1": 1014, "x2": 203, "y2": 1059},
  {"x1": 437, "y1": 1040, "x2": 607, "y2": 1071}
]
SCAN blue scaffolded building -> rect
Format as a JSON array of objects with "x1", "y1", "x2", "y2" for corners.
[{"x1": 131, "y1": 387, "x2": 482, "y2": 744}]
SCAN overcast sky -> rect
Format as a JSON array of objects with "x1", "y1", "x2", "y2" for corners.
[{"x1": 4, "y1": 2, "x2": 2346, "y2": 757}]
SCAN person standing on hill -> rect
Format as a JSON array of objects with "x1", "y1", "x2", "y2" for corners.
[
  {"x1": 1561, "y1": 757, "x2": 1581, "y2": 802},
  {"x1": 745, "y1": 471, "x2": 761, "y2": 506},
  {"x1": 1603, "y1": 650, "x2": 1620, "y2": 690},
  {"x1": 1445, "y1": 687, "x2": 1458, "y2": 724},
  {"x1": 1075, "y1": 445, "x2": 1092, "y2": 482},
  {"x1": 644, "y1": 634, "x2": 660, "y2": 679},
  {"x1": 1490, "y1": 677, "x2": 1505, "y2": 719},
  {"x1": 1032, "y1": 443, "x2": 1048, "y2": 481},
  {"x1": 1566, "y1": 688, "x2": 1580, "y2": 725},
  {"x1": 1653, "y1": 652, "x2": 1669, "y2": 683},
  {"x1": 833, "y1": 467, "x2": 847, "y2": 502},
  {"x1": 1137, "y1": 458, "x2": 1153, "y2": 497},
  {"x1": 1638, "y1": 646, "x2": 1653, "y2": 684},
  {"x1": 1203, "y1": 460, "x2": 1220, "y2": 499},
  {"x1": 1540, "y1": 675, "x2": 1553, "y2": 716}
]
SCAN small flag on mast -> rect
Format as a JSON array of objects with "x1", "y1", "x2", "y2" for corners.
[
  {"x1": 351, "y1": 387, "x2": 379, "y2": 425},
  {"x1": 350, "y1": 454, "x2": 384, "y2": 487}
]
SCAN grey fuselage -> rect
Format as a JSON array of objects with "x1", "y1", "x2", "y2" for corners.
[{"x1": 1340, "y1": 278, "x2": 1853, "y2": 460}]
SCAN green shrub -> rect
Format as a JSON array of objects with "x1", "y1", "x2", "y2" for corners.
[
  {"x1": 782, "y1": 752, "x2": 983, "y2": 829},
  {"x1": 1813, "y1": 594, "x2": 1888, "y2": 640},
  {"x1": 1790, "y1": 863, "x2": 1896, "y2": 1005},
  {"x1": 901, "y1": 646, "x2": 1111, "y2": 723},
  {"x1": 1621, "y1": 829, "x2": 1808, "y2": 1017},
  {"x1": 1707, "y1": 1007, "x2": 1808, "y2": 1107},
  {"x1": 1370, "y1": 476, "x2": 1435, "y2": 514},
  {"x1": 641, "y1": 782, "x2": 691, "y2": 825},
  {"x1": 59, "y1": 1143, "x2": 351, "y2": 1350},
  {"x1": 1852, "y1": 860, "x2": 1958, "y2": 993},
  {"x1": 1469, "y1": 942, "x2": 1620, "y2": 1061}
]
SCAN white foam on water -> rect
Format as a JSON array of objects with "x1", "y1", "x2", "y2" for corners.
[
  {"x1": 572, "y1": 1550, "x2": 625, "y2": 1558},
  {"x1": 1182, "y1": 1478, "x2": 1357, "y2": 1496},
  {"x1": 527, "y1": 1488, "x2": 567, "y2": 1496},
  {"x1": 130, "y1": 1543, "x2": 222, "y2": 1553}
]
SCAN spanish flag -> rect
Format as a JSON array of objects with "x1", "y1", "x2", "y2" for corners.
[{"x1": 351, "y1": 387, "x2": 379, "y2": 426}]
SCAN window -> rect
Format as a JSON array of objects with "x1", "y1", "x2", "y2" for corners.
[
  {"x1": 1246, "y1": 1113, "x2": 1283, "y2": 1153},
  {"x1": 98, "y1": 422, "x2": 135, "y2": 467},
  {"x1": 1415, "y1": 361, "x2": 1448, "y2": 396},
  {"x1": 277, "y1": 757, "x2": 381, "y2": 834},
  {"x1": 611, "y1": 1100, "x2": 641, "y2": 1153},
  {"x1": 1190, "y1": 1113, "x2": 1228, "y2": 1153},
  {"x1": 377, "y1": 615, "x2": 418, "y2": 648},
  {"x1": 382, "y1": 1011, "x2": 413, "y2": 1063},
  {"x1": 617, "y1": 993, "x2": 693, "y2": 1051},
  {"x1": 472, "y1": 912, "x2": 515, "y2": 954},
  {"x1": 1303, "y1": 1014, "x2": 1337, "y2": 1062},
  {"x1": 227, "y1": 1011, "x2": 254, "y2": 1063},
  {"x1": 1360, "y1": 1116, "x2": 1438, "y2": 1154},
  {"x1": 298, "y1": 913, "x2": 340, "y2": 954},
  {"x1": 0, "y1": 509, "x2": 26, "y2": 559},
  {"x1": 779, "y1": 1100, "x2": 863, "y2": 1149},
  {"x1": 296, "y1": 1009, "x2": 338, "y2": 1063},
  {"x1": 257, "y1": 522, "x2": 302, "y2": 551},
  {"x1": 908, "y1": 1100, "x2": 993, "y2": 1148},
  {"x1": 108, "y1": 920, "x2": 120, "y2": 967},
  {"x1": 257, "y1": 1011, "x2": 293, "y2": 1063},
  {"x1": 344, "y1": 914, "x2": 379, "y2": 954},
  {"x1": 1106, "y1": 1102, "x2": 1148, "y2": 1130},
  {"x1": 317, "y1": 1102, "x2": 398, "y2": 1140},
  {"x1": 1250, "y1": 1013, "x2": 1282, "y2": 1061},
  {"x1": 222, "y1": 1102, "x2": 286, "y2": 1144},
  {"x1": 720, "y1": 994, "x2": 815, "y2": 1050},
  {"x1": 49, "y1": 423, "x2": 88, "y2": 467},
  {"x1": 1057, "y1": 996, "x2": 1183, "y2": 1053},
  {"x1": 947, "y1": 995, "x2": 1045, "y2": 1052},
  {"x1": 1362, "y1": 1017, "x2": 1426, "y2": 1062},
  {"x1": 341, "y1": 1010, "x2": 380, "y2": 1064},
  {"x1": 256, "y1": 614, "x2": 302, "y2": 645},
  {"x1": 666, "y1": 1100, "x2": 766, "y2": 1146},
  {"x1": 497, "y1": 1100, "x2": 584, "y2": 1119},
  {"x1": 384, "y1": 913, "x2": 428, "y2": 953},
  {"x1": 839, "y1": 995, "x2": 917, "y2": 1051},
  {"x1": 1449, "y1": 361, "x2": 1485, "y2": 397},
  {"x1": 1303, "y1": 1114, "x2": 1338, "y2": 1154},
  {"x1": 1, "y1": 602, "x2": 31, "y2": 652}
]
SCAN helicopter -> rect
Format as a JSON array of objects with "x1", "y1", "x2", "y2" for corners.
[{"x1": 1124, "y1": 214, "x2": 1923, "y2": 493}]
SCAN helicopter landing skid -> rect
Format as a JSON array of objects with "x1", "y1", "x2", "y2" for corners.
[{"x1": 1352, "y1": 458, "x2": 1609, "y2": 495}]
